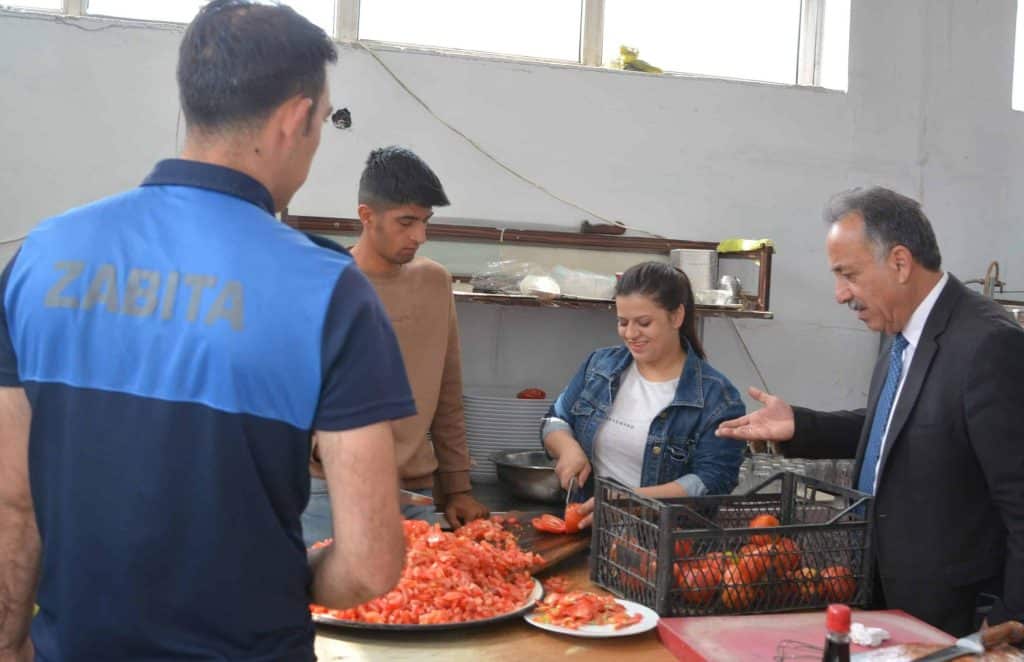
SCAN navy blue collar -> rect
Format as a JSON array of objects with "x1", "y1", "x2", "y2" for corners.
[{"x1": 141, "y1": 159, "x2": 275, "y2": 215}]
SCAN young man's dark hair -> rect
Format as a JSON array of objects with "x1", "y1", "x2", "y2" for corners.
[
  {"x1": 177, "y1": 0, "x2": 337, "y2": 132},
  {"x1": 358, "y1": 146, "x2": 451, "y2": 209}
]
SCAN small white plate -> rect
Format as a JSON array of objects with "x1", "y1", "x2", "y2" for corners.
[{"x1": 524, "y1": 598, "x2": 659, "y2": 638}]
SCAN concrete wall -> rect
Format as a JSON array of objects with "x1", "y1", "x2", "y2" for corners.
[{"x1": 2, "y1": 0, "x2": 1022, "y2": 410}]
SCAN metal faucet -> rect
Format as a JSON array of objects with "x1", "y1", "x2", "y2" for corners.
[{"x1": 963, "y1": 261, "x2": 1004, "y2": 298}]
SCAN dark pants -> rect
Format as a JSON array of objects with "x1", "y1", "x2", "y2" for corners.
[{"x1": 300, "y1": 478, "x2": 435, "y2": 548}]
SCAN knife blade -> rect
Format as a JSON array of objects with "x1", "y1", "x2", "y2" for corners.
[
  {"x1": 910, "y1": 621, "x2": 1024, "y2": 662},
  {"x1": 399, "y1": 488, "x2": 434, "y2": 507}
]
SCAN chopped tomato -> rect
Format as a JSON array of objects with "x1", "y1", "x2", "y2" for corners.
[
  {"x1": 532, "y1": 513, "x2": 567, "y2": 534},
  {"x1": 532, "y1": 591, "x2": 642, "y2": 630},
  {"x1": 516, "y1": 388, "x2": 547, "y2": 399},
  {"x1": 309, "y1": 519, "x2": 545, "y2": 625},
  {"x1": 542, "y1": 575, "x2": 573, "y2": 593}
]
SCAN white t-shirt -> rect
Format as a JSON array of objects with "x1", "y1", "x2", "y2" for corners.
[{"x1": 592, "y1": 362, "x2": 679, "y2": 487}]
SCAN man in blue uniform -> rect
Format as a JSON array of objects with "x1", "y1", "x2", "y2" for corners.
[{"x1": 0, "y1": 2, "x2": 413, "y2": 660}]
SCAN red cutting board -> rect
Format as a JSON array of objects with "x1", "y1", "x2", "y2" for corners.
[{"x1": 657, "y1": 609, "x2": 955, "y2": 661}]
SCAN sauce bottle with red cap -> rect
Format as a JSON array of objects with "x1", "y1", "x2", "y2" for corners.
[{"x1": 822, "y1": 603, "x2": 851, "y2": 662}]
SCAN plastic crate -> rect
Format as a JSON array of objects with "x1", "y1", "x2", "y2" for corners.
[{"x1": 590, "y1": 472, "x2": 874, "y2": 617}]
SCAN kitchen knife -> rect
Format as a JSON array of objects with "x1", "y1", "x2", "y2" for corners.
[
  {"x1": 426, "y1": 511, "x2": 512, "y2": 530},
  {"x1": 565, "y1": 476, "x2": 576, "y2": 512},
  {"x1": 399, "y1": 488, "x2": 435, "y2": 507},
  {"x1": 909, "y1": 621, "x2": 1024, "y2": 662}
]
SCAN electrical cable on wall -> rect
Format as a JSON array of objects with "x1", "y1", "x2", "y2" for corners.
[
  {"x1": 726, "y1": 317, "x2": 771, "y2": 394},
  {"x1": 355, "y1": 42, "x2": 664, "y2": 239},
  {"x1": 725, "y1": 316, "x2": 776, "y2": 455}
]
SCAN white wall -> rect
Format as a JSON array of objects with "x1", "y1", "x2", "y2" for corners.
[{"x1": 2, "y1": 1, "x2": 1022, "y2": 410}]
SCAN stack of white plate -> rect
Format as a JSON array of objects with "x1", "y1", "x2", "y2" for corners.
[{"x1": 463, "y1": 389, "x2": 555, "y2": 484}]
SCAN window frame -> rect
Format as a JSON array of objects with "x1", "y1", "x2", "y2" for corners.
[{"x1": 8, "y1": 0, "x2": 839, "y2": 90}]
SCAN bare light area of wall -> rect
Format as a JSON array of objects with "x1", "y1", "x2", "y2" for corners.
[{"x1": 2, "y1": 0, "x2": 1023, "y2": 412}]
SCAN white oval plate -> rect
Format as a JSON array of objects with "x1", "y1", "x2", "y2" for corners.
[{"x1": 523, "y1": 598, "x2": 659, "y2": 638}]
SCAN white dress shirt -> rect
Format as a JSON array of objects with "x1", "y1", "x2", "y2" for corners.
[{"x1": 871, "y1": 271, "x2": 949, "y2": 490}]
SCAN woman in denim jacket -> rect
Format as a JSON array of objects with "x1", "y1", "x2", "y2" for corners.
[{"x1": 541, "y1": 261, "x2": 746, "y2": 528}]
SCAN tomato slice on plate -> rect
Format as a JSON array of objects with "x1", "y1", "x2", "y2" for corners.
[{"x1": 532, "y1": 513, "x2": 567, "y2": 534}]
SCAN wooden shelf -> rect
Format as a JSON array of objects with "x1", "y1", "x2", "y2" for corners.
[{"x1": 282, "y1": 210, "x2": 775, "y2": 317}]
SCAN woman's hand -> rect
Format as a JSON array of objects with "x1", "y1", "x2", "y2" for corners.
[
  {"x1": 554, "y1": 442, "x2": 591, "y2": 490},
  {"x1": 545, "y1": 429, "x2": 592, "y2": 489},
  {"x1": 576, "y1": 497, "x2": 596, "y2": 529}
]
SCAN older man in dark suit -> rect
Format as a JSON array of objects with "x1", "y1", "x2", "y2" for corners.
[{"x1": 716, "y1": 186, "x2": 1024, "y2": 636}]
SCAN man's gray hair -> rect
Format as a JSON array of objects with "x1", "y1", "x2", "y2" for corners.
[{"x1": 824, "y1": 186, "x2": 942, "y2": 271}]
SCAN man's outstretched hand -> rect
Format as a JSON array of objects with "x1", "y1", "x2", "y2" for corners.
[{"x1": 716, "y1": 387, "x2": 796, "y2": 443}]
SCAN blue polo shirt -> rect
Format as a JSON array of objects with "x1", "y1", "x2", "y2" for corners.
[{"x1": 0, "y1": 160, "x2": 415, "y2": 661}]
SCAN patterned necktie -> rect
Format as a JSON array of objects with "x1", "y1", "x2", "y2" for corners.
[{"x1": 856, "y1": 333, "x2": 909, "y2": 495}]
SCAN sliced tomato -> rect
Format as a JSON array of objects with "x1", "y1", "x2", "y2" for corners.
[
  {"x1": 532, "y1": 513, "x2": 567, "y2": 534},
  {"x1": 563, "y1": 503, "x2": 584, "y2": 534},
  {"x1": 532, "y1": 590, "x2": 640, "y2": 630}
]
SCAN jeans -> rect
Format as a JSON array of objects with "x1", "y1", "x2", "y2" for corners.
[{"x1": 300, "y1": 479, "x2": 436, "y2": 548}]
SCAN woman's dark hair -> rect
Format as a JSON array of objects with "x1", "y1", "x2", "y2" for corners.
[
  {"x1": 177, "y1": 0, "x2": 337, "y2": 132},
  {"x1": 615, "y1": 261, "x2": 705, "y2": 359}
]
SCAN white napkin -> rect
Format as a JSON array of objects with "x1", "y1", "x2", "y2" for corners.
[{"x1": 850, "y1": 622, "x2": 891, "y2": 647}]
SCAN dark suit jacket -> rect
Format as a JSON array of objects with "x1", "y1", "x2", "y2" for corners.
[{"x1": 787, "y1": 275, "x2": 1024, "y2": 636}]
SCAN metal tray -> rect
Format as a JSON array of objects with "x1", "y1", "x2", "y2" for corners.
[{"x1": 312, "y1": 578, "x2": 543, "y2": 631}]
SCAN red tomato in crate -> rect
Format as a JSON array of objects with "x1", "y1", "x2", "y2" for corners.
[
  {"x1": 675, "y1": 560, "x2": 722, "y2": 605},
  {"x1": 674, "y1": 538, "x2": 694, "y2": 559},
  {"x1": 768, "y1": 537, "x2": 802, "y2": 575},
  {"x1": 784, "y1": 567, "x2": 821, "y2": 603},
  {"x1": 609, "y1": 537, "x2": 655, "y2": 593},
  {"x1": 820, "y1": 566, "x2": 857, "y2": 602},
  {"x1": 721, "y1": 564, "x2": 761, "y2": 611},
  {"x1": 748, "y1": 513, "x2": 781, "y2": 546},
  {"x1": 737, "y1": 545, "x2": 772, "y2": 579}
]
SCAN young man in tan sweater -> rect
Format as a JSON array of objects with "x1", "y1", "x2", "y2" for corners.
[{"x1": 302, "y1": 147, "x2": 488, "y2": 544}]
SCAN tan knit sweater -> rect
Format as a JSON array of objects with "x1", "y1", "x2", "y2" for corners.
[{"x1": 363, "y1": 257, "x2": 472, "y2": 496}]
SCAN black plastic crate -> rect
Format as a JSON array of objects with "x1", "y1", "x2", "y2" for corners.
[{"x1": 590, "y1": 472, "x2": 874, "y2": 617}]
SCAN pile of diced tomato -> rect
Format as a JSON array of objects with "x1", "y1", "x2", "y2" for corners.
[
  {"x1": 532, "y1": 591, "x2": 642, "y2": 630},
  {"x1": 310, "y1": 518, "x2": 545, "y2": 625}
]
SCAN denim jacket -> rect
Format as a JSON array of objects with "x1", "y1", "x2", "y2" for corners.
[{"x1": 541, "y1": 343, "x2": 746, "y2": 496}]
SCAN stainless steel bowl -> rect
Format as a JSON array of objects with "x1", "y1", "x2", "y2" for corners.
[{"x1": 491, "y1": 450, "x2": 566, "y2": 504}]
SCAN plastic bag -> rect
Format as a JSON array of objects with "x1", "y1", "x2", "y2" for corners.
[
  {"x1": 550, "y1": 265, "x2": 617, "y2": 300},
  {"x1": 470, "y1": 260, "x2": 546, "y2": 294}
]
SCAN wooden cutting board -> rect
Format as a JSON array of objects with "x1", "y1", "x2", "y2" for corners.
[{"x1": 506, "y1": 510, "x2": 592, "y2": 574}]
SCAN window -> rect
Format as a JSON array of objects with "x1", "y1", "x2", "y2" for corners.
[
  {"x1": 818, "y1": 0, "x2": 850, "y2": 91},
  {"x1": 2, "y1": 0, "x2": 62, "y2": 10},
  {"x1": 5, "y1": 1, "x2": 850, "y2": 91},
  {"x1": 358, "y1": 0, "x2": 582, "y2": 61},
  {"x1": 602, "y1": 0, "x2": 802, "y2": 85},
  {"x1": 1014, "y1": 0, "x2": 1024, "y2": 110},
  {"x1": 84, "y1": 0, "x2": 336, "y2": 35},
  {"x1": 85, "y1": 0, "x2": 204, "y2": 24}
]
